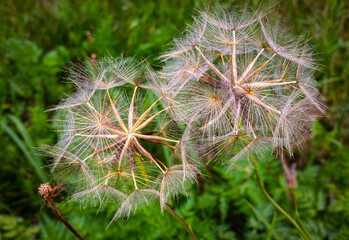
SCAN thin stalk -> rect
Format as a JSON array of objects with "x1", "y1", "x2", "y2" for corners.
[
  {"x1": 251, "y1": 157, "x2": 312, "y2": 240},
  {"x1": 164, "y1": 204, "x2": 198, "y2": 240},
  {"x1": 39, "y1": 184, "x2": 84, "y2": 240},
  {"x1": 46, "y1": 198, "x2": 84, "y2": 240}
]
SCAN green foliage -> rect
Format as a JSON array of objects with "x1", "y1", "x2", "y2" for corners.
[
  {"x1": 0, "y1": 214, "x2": 40, "y2": 239},
  {"x1": 0, "y1": 0, "x2": 348, "y2": 239}
]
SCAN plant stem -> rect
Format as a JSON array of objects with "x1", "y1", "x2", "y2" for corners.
[
  {"x1": 46, "y1": 198, "x2": 85, "y2": 240},
  {"x1": 39, "y1": 183, "x2": 84, "y2": 240},
  {"x1": 164, "y1": 204, "x2": 198, "y2": 240},
  {"x1": 251, "y1": 157, "x2": 312, "y2": 240}
]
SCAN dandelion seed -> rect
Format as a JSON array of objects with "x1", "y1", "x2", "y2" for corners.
[
  {"x1": 157, "y1": 164, "x2": 198, "y2": 209},
  {"x1": 109, "y1": 189, "x2": 161, "y2": 223}
]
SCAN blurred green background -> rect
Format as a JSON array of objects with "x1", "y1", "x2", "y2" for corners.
[{"x1": 0, "y1": 0, "x2": 348, "y2": 239}]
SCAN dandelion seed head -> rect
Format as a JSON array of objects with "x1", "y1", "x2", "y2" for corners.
[
  {"x1": 161, "y1": 7, "x2": 325, "y2": 162},
  {"x1": 43, "y1": 57, "x2": 198, "y2": 223}
]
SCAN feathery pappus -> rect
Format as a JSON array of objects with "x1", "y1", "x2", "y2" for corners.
[
  {"x1": 159, "y1": 7, "x2": 325, "y2": 167},
  {"x1": 42, "y1": 57, "x2": 198, "y2": 224}
]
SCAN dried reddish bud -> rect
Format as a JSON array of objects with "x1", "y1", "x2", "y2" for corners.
[{"x1": 38, "y1": 183, "x2": 52, "y2": 201}]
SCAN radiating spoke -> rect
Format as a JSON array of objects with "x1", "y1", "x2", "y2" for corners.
[
  {"x1": 247, "y1": 118, "x2": 257, "y2": 139},
  {"x1": 239, "y1": 53, "x2": 277, "y2": 84},
  {"x1": 195, "y1": 46, "x2": 230, "y2": 83},
  {"x1": 107, "y1": 89, "x2": 128, "y2": 132},
  {"x1": 133, "y1": 133, "x2": 179, "y2": 143},
  {"x1": 241, "y1": 80, "x2": 297, "y2": 88},
  {"x1": 233, "y1": 100, "x2": 241, "y2": 135},
  {"x1": 133, "y1": 139, "x2": 166, "y2": 173},
  {"x1": 128, "y1": 86, "x2": 138, "y2": 130},
  {"x1": 238, "y1": 48, "x2": 264, "y2": 84},
  {"x1": 133, "y1": 107, "x2": 169, "y2": 132},
  {"x1": 132, "y1": 96, "x2": 163, "y2": 131},
  {"x1": 141, "y1": 138, "x2": 176, "y2": 149},
  {"x1": 232, "y1": 30, "x2": 238, "y2": 85},
  {"x1": 245, "y1": 93, "x2": 281, "y2": 115},
  {"x1": 220, "y1": 54, "x2": 227, "y2": 75},
  {"x1": 117, "y1": 136, "x2": 132, "y2": 171},
  {"x1": 76, "y1": 132, "x2": 127, "y2": 138},
  {"x1": 104, "y1": 136, "x2": 131, "y2": 185},
  {"x1": 93, "y1": 138, "x2": 126, "y2": 155}
]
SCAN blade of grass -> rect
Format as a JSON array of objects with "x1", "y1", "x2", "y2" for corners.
[
  {"x1": 265, "y1": 211, "x2": 277, "y2": 240},
  {"x1": 244, "y1": 199, "x2": 281, "y2": 240},
  {"x1": 8, "y1": 115, "x2": 45, "y2": 172},
  {"x1": 0, "y1": 119, "x2": 47, "y2": 182}
]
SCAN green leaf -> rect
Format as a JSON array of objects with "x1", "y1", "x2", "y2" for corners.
[{"x1": 4, "y1": 38, "x2": 42, "y2": 64}]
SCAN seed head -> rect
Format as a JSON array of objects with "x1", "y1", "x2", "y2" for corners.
[
  {"x1": 43, "y1": 57, "x2": 197, "y2": 222},
  {"x1": 160, "y1": 8, "x2": 325, "y2": 165}
]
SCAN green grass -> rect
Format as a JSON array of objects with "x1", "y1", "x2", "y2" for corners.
[{"x1": 0, "y1": 0, "x2": 348, "y2": 239}]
